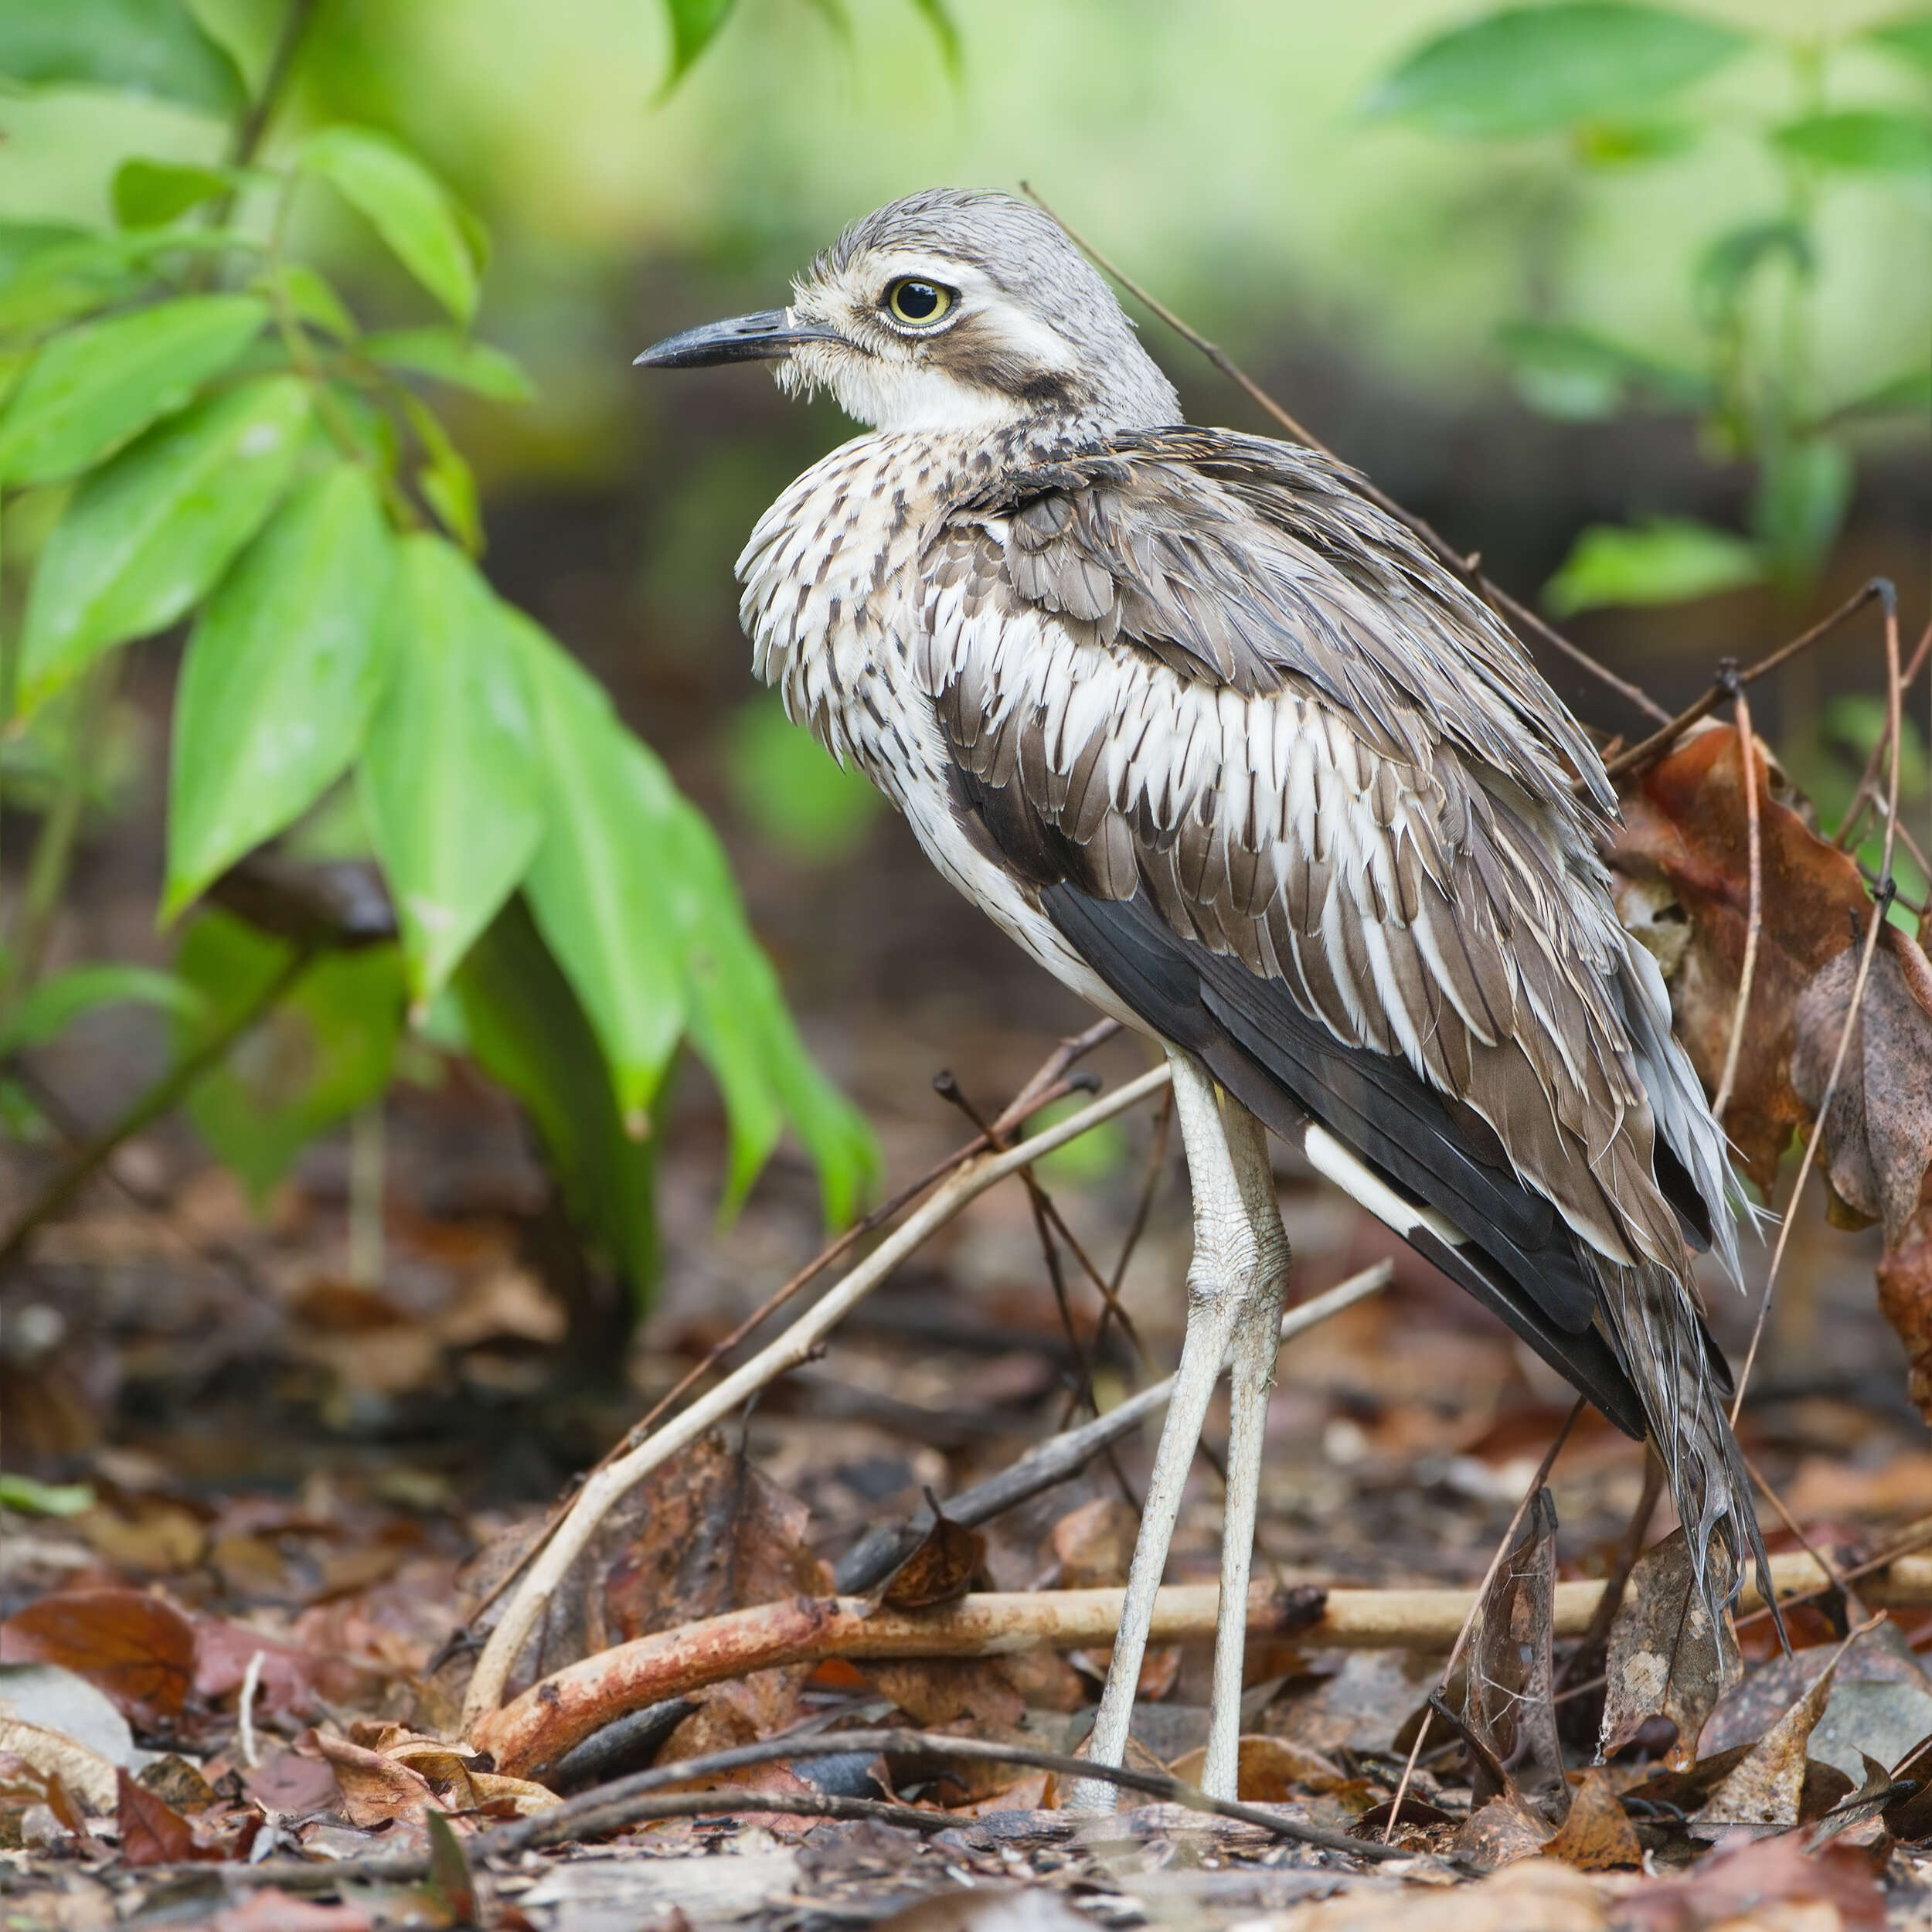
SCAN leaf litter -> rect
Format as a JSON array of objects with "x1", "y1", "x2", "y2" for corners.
[{"x1": 6, "y1": 729, "x2": 1932, "y2": 1927}]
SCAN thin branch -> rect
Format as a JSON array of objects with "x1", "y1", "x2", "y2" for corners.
[
  {"x1": 1019, "y1": 182, "x2": 1672, "y2": 730},
  {"x1": 1835, "y1": 621, "x2": 1930, "y2": 852},
  {"x1": 461, "y1": 1063, "x2": 1172, "y2": 1730},
  {"x1": 832, "y1": 1261, "x2": 1390, "y2": 1594},
  {"x1": 1741, "y1": 1451, "x2": 1867, "y2": 1623},
  {"x1": 1382, "y1": 1397, "x2": 1583, "y2": 1841},
  {"x1": 1731, "y1": 587, "x2": 1903, "y2": 1422},
  {"x1": 461, "y1": 1022, "x2": 1121, "y2": 1632},
  {"x1": 1713, "y1": 679, "x2": 1764, "y2": 1124},
  {"x1": 1606, "y1": 580, "x2": 1892, "y2": 783},
  {"x1": 0, "y1": 944, "x2": 317, "y2": 1274}
]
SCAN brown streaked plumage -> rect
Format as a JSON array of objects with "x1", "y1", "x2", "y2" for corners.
[{"x1": 638, "y1": 186, "x2": 1767, "y2": 1810}]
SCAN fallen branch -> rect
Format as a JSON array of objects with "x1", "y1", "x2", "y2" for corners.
[
  {"x1": 469, "y1": 1551, "x2": 1932, "y2": 1778},
  {"x1": 833, "y1": 1261, "x2": 1391, "y2": 1594},
  {"x1": 461, "y1": 1061, "x2": 1172, "y2": 1729}
]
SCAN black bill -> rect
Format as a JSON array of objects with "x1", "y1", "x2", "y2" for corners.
[{"x1": 634, "y1": 308, "x2": 841, "y2": 369}]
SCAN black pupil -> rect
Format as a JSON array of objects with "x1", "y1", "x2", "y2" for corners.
[{"x1": 895, "y1": 281, "x2": 940, "y2": 320}]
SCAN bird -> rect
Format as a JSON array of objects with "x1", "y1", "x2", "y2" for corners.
[{"x1": 636, "y1": 187, "x2": 1768, "y2": 1809}]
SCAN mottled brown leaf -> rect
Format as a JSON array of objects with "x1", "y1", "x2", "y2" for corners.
[
  {"x1": 1609, "y1": 723, "x2": 1870, "y2": 1190},
  {"x1": 1461, "y1": 1488, "x2": 1563, "y2": 1815},
  {"x1": 1882, "y1": 1731, "x2": 1932, "y2": 1842},
  {"x1": 1047, "y1": 1497, "x2": 1139, "y2": 1587},
  {"x1": 116, "y1": 1765, "x2": 221, "y2": 1866},
  {"x1": 1600, "y1": 1528, "x2": 1740, "y2": 1769},
  {"x1": 1615, "y1": 1834, "x2": 1885, "y2": 1932},
  {"x1": 0, "y1": 1589, "x2": 196, "y2": 1726},
  {"x1": 1168, "y1": 1732, "x2": 1348, "y2": 1800},
  {"x1": 1453, "y1": 1794, "x2": 1554, "y2": 1868},
  {"x1": 878, "y1": 1502, "x2": 985, "y2": 1611},
  {"x1": 1542, "y1": 1768, "x2": 1643, "y2": 1870},
  {"x1": 1689, "y1": 1657, "x2": 1837, "y2": 1837}
]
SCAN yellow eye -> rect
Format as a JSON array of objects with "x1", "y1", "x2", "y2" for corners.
[{"x1": 885, "y1": 278, "x2": 954, "y2": 327}]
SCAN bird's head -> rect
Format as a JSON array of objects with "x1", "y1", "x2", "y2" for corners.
[{"x1": 636, "y1": 188, "x2": 1180, "y2": 434}]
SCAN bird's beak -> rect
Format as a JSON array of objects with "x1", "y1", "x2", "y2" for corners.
[{"x1": 634, "y1": 308, "x2": 842, "y2": 369}]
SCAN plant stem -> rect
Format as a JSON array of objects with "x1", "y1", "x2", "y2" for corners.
[
  {"x1": 0, "y1": 942, "x2": 316, "y2": 1274},
  {"x1": 0, "y1": 656, "x2": 117, "y2": 1031},
  {"x1": 347, "y1": 1100, "x2": 385, "y2": 1284}
]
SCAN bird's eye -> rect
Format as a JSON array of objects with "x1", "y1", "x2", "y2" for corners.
[{"x1": 884, "y1": 278, "x2": 954, "y2": 327}]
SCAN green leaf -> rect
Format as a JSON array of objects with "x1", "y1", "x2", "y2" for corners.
[
  {"x1": 1570, "y1": 117, "x2": 1697, "y2": 165},
  {"x1": 1774, "y1": 111, "x2": 1932, "y2": 176},
  {"x1": 513, "y1": 624, "x2": 687, "y2": 1128},
  {"x1": 166, "y1": 464, "x2": 396, "y2": 917},
  {"x1": 723, "y1": 694, "x2": 882, "y2": 859},
  {"x1": 0, "y1": 292, "x2": 269, "y2": 487},
  {"x1": 397, "y1": 391, "x2": 481, "y2": 553},
  {"x1": 662, "y1": 0, "x2": 736, "y2": 85},
  {"x1": 1543, "y1": 517, "x2": 1764, "y2": 616},
  {"x1": 357, "y1": 536, "x2": 545, "y2": 1003},
  {"x1": 662, "y1": 793, "x2": 876, "y2": 1225},
  {"x1": 18, "y1": 375, "x2": 311, "y2": 711},
  {"x1": 364, "y1": 328, "x2": 532, "y2": 403},
  {"x1": 1696, "y1": 220, "x2": 1813, "y2": 322},
  {"x1": 1752, "y1": 437, "x2": 1852, "y2": 591},
  {"x1": 1821, "y1": 364, "x2": 1932, "y2": 422},
  {"x1": 1825, "y1": 694, "x2": 1930, "y2": 801},
  {"x1": 177, "y1": 910, "x2": 404, "y2": 1200},
  {"x1": 301, "y1": 125, "x2": 481, "y2": 324},
  {"x1": 0, "y1": 961, "x2": 202, "y2": 1057},
  {"x1": 454, "y1": 895, "x2": 658, "y2": 1294},
  {"x1": 0, "y1": 1473, "x2": 94, "y2": 1516},
  {"x1": 1868, "y1": 11, "x2": 1932, "y2": 71},
  {"x1": 1495, "y1": 320, "x2": 1712, "y2": 421},
  {"x1": 0, "y1": 227, "x2": 152, "y2": 334},
  {"x1": 1367, "y1": 2, "x2": 1750, "y2": 138},
  {"x1": 111, "y1": 158, "x2": 240, "y2": 229},
  {"x1": 907, "y1": 0, "x2": 963, "y2": 80},
  {"x1": 0, "y1": 0, "x2": 245, "y2": 115},
  {"x1": 269, "y1": 264, "x2": 359, "y2": 343}
]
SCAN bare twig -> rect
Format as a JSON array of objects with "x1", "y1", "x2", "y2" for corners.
[
  {"x1": 471, "y1": 1548, "x2": 1932, "y2": 1780},
  {"x1": 0, "y1": 944, "x2": 317, "y2": 1274},
  {"x1": 1835, "y1": 620, "x2": 1931, "y2": 852},
  {"x1": 1713, "y1": 678, "x2": 1764, "y2": 1124},
  {"x1": 1731, "y1": 587, "x2": 1903, "y2": 1421},
  {"x1": 461, "y1": 1062, "x2": 1172, "y2": 1729},
  {"x1": 1019, "y1": 183, "x2": 1673, "y2": 730},
  {"x1": 1382, "y1": 1397, "x2": 1584, "y2": 1841},
  {"x1": 236, "y1": 1648, "x2": 266, "y2": 1772},
  {"x1": 1606, "y1": 580, "x2": 1893, "y2": 783},
  {"x1": 462, "y1": 1022, "x2": 1123, "y2": 1631},
  {"x1": 833, "y1": 1262, "x2": 1390, "y2": 1594},
  {"x1": 1741, "y1": 1452, "x2": 1867, "y2": 1624}
]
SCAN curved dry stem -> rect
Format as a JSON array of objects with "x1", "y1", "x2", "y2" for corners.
[
  {"x1": 461, "y1": 1062, "x2": 1172, "y2": 1728},
  {"x1": 1712, "y1": 684, "x2": 1764, "y2": 1124}
]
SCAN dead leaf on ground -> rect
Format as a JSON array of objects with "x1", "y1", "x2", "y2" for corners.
[
  {"x1": 115, "y1": 1767, "x2": 226, "y2": 1866},
  {"x1": 1453, "y1": 1794, "x2": 1554, "y2": 1868},
  {"x1": 1047, "y1": 1497, "x2": 1139, "y2": 1588},
  {"x1": 209, "y1": 1889, "x2": 375, "y2": 1931},
  {"x1": 1167, "y1": 1731, "x2": 1349, "y2": 1800},
  {"x1": 1600, "y1": 1529, "x2": 1740, "y2": 1770},
  {"x1": 1542, "y1": 1768, "x2": 1643, "y2": 1870},
  {"x1": 1882, "y1": 1731, "x2": 1932, "y2": 1842},
  {"x1": 0, "y1": 1718, "x2": 118, "y2": 1815},
  {"x1": 1689, "y1": 1653, "x2": 1838, "y2": 1838},
  {"x1": 313, "y1": 1726, "x2": 556, "y2": 1828},
  {"x1": 1269, "y1": 1857, "x2": 1607, "y2": 1930},
  {"x1": 876, "y1": 1503, "x2": 985, "y2": 1611},
  {"x1": 1461, "y1": 1488, "x2": 1564, "y2": 1818},
  {"x1": 1614, "y1": 1832, "x2": 1886, "y2": 1931},
  {"x1": 0, "y1": 1589, "x2": 196, "y2": 1728}
]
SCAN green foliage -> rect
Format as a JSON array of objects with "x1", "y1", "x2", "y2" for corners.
[
  {"x1": 165, "y1": 464, "x2": 394, "y2": 916},
  {"x1": 176, "y1": 912, "x2": 405, "y2": 1199},
  {"x1": 0, "y1": 0, "x2": 884, "y2": 1312},
  {"x1": 0, "y1": 0, "x2": 245, "y2": 114},
  {"x1": 1543, "y1": 517, "x2": 1764, "y2": 616},
  {"x1": 1367, "y1": 3, "x2": 1749, "y2": 139},
  {"x1": 661, "y1": 0, "x2": 959, "y2": 86},
  {"x1": 19, "y1": 376, "x2": 312, "y2": 708},
  {"x1": 1377, "y1": 3, "x2": 1930, "y2": 616}
]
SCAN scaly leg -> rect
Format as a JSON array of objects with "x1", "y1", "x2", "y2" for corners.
[
  {"x1": 1066, "y1": 1053, "x2": 1287, "y2": 1811},
  {"x1": 1203, "y1": 1097, "x2": 1291, "y2": 1798}
]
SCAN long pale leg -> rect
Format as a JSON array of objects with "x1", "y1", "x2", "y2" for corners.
[
  {"x1": 1203, "y1": 1097, "x2": 1291, "y2": 1798},
  {"x1": 1067, "y1": 1053, "x2": 1287, "y2": 1811}
]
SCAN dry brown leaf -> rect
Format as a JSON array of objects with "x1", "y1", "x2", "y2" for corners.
[
  {"x1": 1461, "y1": 1488, "x2": 1564, "y2": 1816},
  {"x1": 1609, "y1": 723, "x2": 1869, "y2": 1190},
  {"x1": 1542, "y1": 1768, "x2": 1643, "y2": 1870},
  {"x1": 0, "y1": 1589, "x2": 196, "y2": 1728},
  {"x1": 877, "y1": 1509, "x2": 985, "y2": 1611},
  {"x1": 115, "y1": 1766, "x2": 224, "y2": 1866},
  {"x1": 1599, "y1": 1528, "x2": 1740, "y2": 1769},
  {"x1": 1883, "y1": 1731, "x2": 1932, "y2": 1842},
  {"x1": 209, "y1": 1890, "x2": 374, "y2": 1932},
  {"x1": 1047, "y1": 1498, "x2": 1139, "y2": 1587},
  {"x1": 314, "y1": 1730, "x2": 441, "y2": 1827},
  {"x1": 1614, "y1": 1832, "x2": 1886, "y2": 1932},
  {"x1": 1690, "y1": 1656, "x2": 1838, "y2": 1837},
  {"x1": 1453, "y1": 1794, "x2": 1554, "y2": 1868},
  {"x1": 861, "y1": 1658, "x2": 1025, "y2": 1730},
  {"x1": 0, "y1": 1717, "x2": 117, "y2": 1815},
  {"x1": 1167, "y1": 1732, "x2": 1348, "y2": 1799},
  {"x1": 1269, "y1": 1857, "x2": 1607, "y2": 1931}
]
